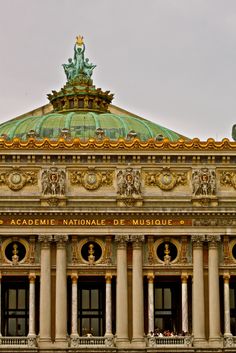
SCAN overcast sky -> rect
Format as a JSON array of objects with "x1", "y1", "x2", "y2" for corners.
[{"x1": 0, "y1": 0, "x2": 236, "y2": 140}]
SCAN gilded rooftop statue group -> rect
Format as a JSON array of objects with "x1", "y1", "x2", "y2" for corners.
[{"x1": 62, "y1": 35, "x2": 96, "y2": 81}]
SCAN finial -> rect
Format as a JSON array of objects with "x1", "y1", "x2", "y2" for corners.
[{"x1": 76, "y1": 35, "x2": 84, "y2": 46}]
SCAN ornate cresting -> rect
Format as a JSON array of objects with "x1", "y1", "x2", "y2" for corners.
[{"x1": 48, "y1": 36, "x2": 113, "y2": 114}]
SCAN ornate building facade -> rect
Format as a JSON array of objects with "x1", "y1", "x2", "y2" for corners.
[{"x1": 0, "y1": 37, "x2": 235, "y2": 352}]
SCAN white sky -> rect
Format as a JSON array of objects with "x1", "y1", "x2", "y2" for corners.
[{"x1": 0, "y1": 0, "x2": 236, "y2": 140}]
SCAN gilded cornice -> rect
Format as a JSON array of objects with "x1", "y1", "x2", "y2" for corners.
[{"x1": 0, "y1": 137, "x2": 235, "y2": 151}]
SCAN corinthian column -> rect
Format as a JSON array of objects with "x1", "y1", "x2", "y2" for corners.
[
  {"x1": 115, "y1": 235, "x2": 129, "y2": 346},
  {"x1": 147, "y1": 274, "x2": 154, "y2": 334},
  {"x1": 38, "y1": 235, "x2": 53, "y2": 345},
  {"x1": 207, "y1": 235, "x2": 221, "y2": 346},
  {"x1": 54, "y1": 234, "x2": 68, "y2": 346},
  {"x1": 192, "y1": 234, "x2": 206, "y2": 346},
  {"x1": 105, "y1": 274, "x2": 113, "y2": 337},
  {"x1": 130, "y1": 235, "x2": 145, "y2": 347},
  {"x1": 181, "y1": 273, "x2": 188, "y2": 333},
  {"x1": 223, "y1": 273, "x2": 232, "y2": 337},
  {"x1": 28, "y1": 273, "x2": 36, "y2": 339}
]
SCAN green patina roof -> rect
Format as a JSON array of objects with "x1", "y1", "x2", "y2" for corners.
[{"x1": 0, "y1": 111, "x2": 186, "y2": 141}]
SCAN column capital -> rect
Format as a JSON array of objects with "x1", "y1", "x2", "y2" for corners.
[
  {"x1": 71, "y1": 273, "x2": 78, "y2": 284},
  {"x1": 130, "y1": 234, "x2": 145, "y2": 248},
  {"x1": 105, "y1": 273, "x2": 112, "y2": 283},
  {"x1": 206, "y1": 234, "x2": 221, "y2": 248},
  {"x1": 191, "y1": 234, "x2": 205, "y2": 248},
  {"x1": 54, "y1": 234, "x2": 69, "y2": 248},
  {"x1": 181, "y1": 273, "x2": 188, "y2": 283},
  {"x1": 223, "y1": 273, "x2": 230, "y2": 283},
  {"x1": 29, "y1": 273, "x2": 36, "y2": 283},
  {"x1": 147, "y1": 273, "x2": 154, "y2": 283},
  {"x1": 38, "y1": 234, "x2": 53, "y2": 248},
  {"x1": 115, "y1": 235, "x2": 129, "y2": 248}
]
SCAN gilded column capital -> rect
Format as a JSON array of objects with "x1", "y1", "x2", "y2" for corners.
[
  {"x1": 38, "y1": 235, "x2": 53, "y2": 248},
  {"x1": 191, "y1": 234, "x2": 205, "y2": 248},
  {"x1": 29, "y1": 273, "x2": 36, "y2": 283},
  {"x1": 71, "y1": 273, "x2": 78, "y2": 284},
  {"x1": 206, "y1": 234, "x2": 221, "y2": 248},
  {"x1": 54, "y1": 234, "x2": 69, "y2": 248},
  {"x1": 105, "y1": 273, "x2": 112, "y2": 283},
  {"x1": 115, "y1": 235, "x2": 129, "y2": 248},
  {"x1": 130, "y1": 234, "x2": 145, "y2": 248},
  {"x1": 181, "y1": 273, "x2": 188, "y2": 283},
  {"x1": 147, "y1": 273, "x2": 154, "y2": 283},
  {"x1": 223, "y1": 273, "x2": 230, "y2": 283}
]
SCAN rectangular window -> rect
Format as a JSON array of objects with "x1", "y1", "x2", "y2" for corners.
[
  {"x1": 78, "y1": 281, "x2": 105, "y2": 336},
  {"x1": 2, "y1": 278, "x2": 29, "y2": 336}
]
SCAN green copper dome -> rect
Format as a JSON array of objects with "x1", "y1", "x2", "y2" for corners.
[
  {"x1": 0, "y1": 37, "x2": 187, "y2": 142},
  {"x1": 0, "y1": 111, "x2": 186, "y2": 141}
]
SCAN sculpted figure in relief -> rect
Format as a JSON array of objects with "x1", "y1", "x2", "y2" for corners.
[
  {"x1": 192, "y1": 168, "x2": 216, "y2": 196},
  {"x1": 117, "y1": 168, "x2": 141, "y2": 197},
  {"x1": 41, "y1": 167, "x2": 66, "y2": 196}
]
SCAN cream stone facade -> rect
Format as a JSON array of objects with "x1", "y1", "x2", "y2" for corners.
[{"x1": 0, "y1": 39, "x2": 236, "y2": 353}]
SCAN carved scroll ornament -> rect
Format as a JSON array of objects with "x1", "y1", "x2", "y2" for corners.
[
  {"x1": 220, "y1": 171, "x2": 236, "y2": 189},
  {"x1": 70, "y1": 169, "x2": 113, "y2": 190},
  {"x1": 0, "y1": 168, "x2": 37, "y2": 191},
  {"x1": 145, "y1": 168, "x2": 187, "y2": 191}
]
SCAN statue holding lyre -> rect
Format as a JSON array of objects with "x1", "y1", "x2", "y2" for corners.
[{"x1": 62, "y1": 35, "x2": 96, "y2": 81}]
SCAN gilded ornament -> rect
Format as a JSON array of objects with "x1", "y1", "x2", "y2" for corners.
[
  {"x1": 220, "y1": 171, "x2": 236, "y2": 189},
  {"x1": 145, "y1": 168, "x2": 187, "y2": 190},
  {"x1": 41, "y1": 167, "x2": 66, "y2": 196},
  {"x1": 70, "y1": 169, "x2": 113, "y2": 190},
  {"x1": 0, "y1": 168, "x2": 37, "y2": 191},
  {"x1": 192, "y1": 168, "x2": 216, "y2": 196}
]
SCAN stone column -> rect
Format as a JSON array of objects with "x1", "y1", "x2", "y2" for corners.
[
  {"x1": 131, "y1": 235, "x2": 145, "y2": 347},
  {"x1": 181, "y1": 273, "x2": 188, "y2": 333},
  {"x1": 207, "y1": 235, "x2": 221, "y2": 346},
  {"x1": 223, "y1": 273, "x2": 231, "y2": 337},
  {"x1": 105, "y1": 274, "x2": 113, "y2": 337},
  {"x1": 38, "y1": 235, "x2": 53, "y2": 344},
  {"x1": 115, "y1": 235, "x2": 129, "y2": 346},
  {"x1": 147, "y1": 274, "x2": 154, "y2": 334},
  {"x1": 28, "y1": 273, "x2": 36, "y2": 339},
  {"x1": 54, "y1": 234, "x2": 68, "y2": 346},
  {"x1": 70, "y1": 273, "x2": 79, "y2": 347},
  {"x1": 192, "y1": 235, "x2": 206, "y2": 345}
]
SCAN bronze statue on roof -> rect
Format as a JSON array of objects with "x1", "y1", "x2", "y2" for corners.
[{"x1": 62, "y1": 35, "x2": 96, "y2": 81}]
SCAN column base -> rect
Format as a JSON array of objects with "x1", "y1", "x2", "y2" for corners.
[
  {"x1": 193, "y1": 337, "x2": 208, "y2": 348},
  {"x1": 54, "y1": 337, "x2": 69, "y2": 348},
  {"x1": 27, "y1": 334, "x2": 37, "y2": 347},
  {"x1": 38, "y1": 337, "x2": 53, "y2": 349},
  {"x1": 131, "y1": 337, "x2": 146, "y2": 348},
  {"x1": 209, "y1": 337, "x2": 223, "y2": 348},
  {"x1": 115, "y1": 337, "x2": 130, "y2": 348}
]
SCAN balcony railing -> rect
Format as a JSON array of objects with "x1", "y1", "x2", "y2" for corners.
[
  {"x1": 147, "y1": 335, "x2": 193, "y2": 347},
  {"x1": 70, "y1": 335, "x2": 114, "y2": 348},
  {"x1": 0, "y1": 336, "x2": 37, "y2": 347}
]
